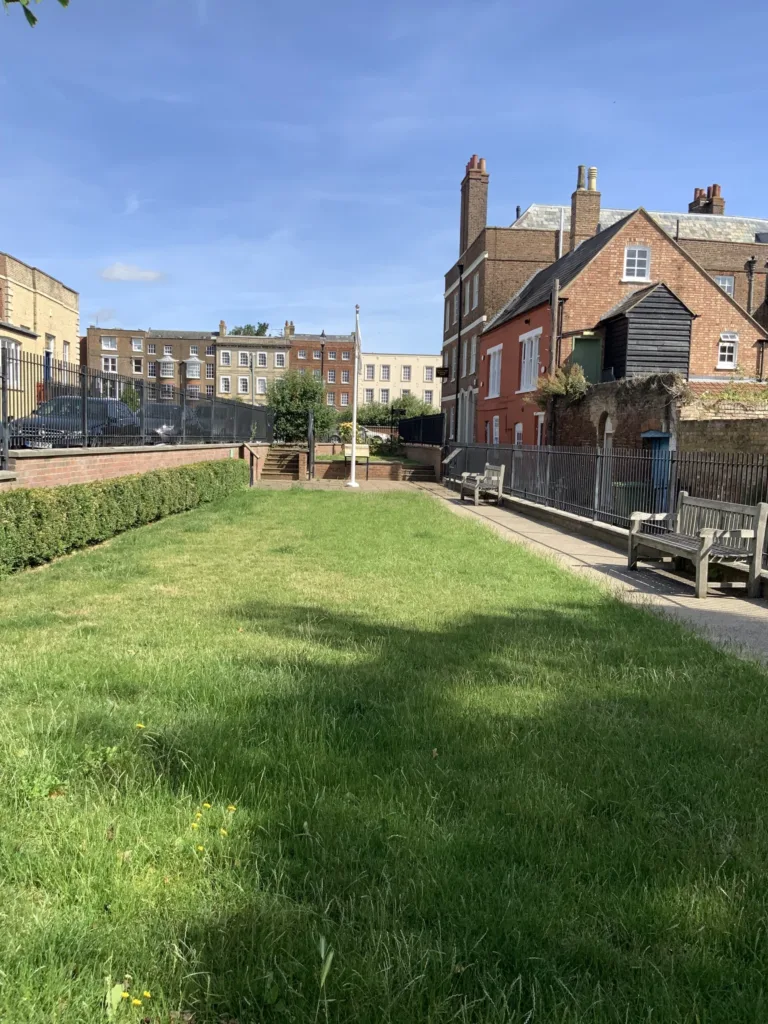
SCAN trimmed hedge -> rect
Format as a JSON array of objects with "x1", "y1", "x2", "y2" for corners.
[{"x1": 0, "y1": 458, "x2": 247, "y2": 577}]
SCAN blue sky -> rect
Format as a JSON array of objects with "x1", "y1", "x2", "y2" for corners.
[{"x1": 1, "y1": 0, "x2": 767, "y2": 353}]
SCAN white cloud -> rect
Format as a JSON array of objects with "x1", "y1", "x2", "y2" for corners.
[
  {"x1": 101, "y1": 262, "x2": 165, "y2": 283},
  {"x1": 123, "y1": 193, "x2": 141, "y2": 216}
]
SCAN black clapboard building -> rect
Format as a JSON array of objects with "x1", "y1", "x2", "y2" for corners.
[{"x1": 600, "y1": 283, "x2": 694, "y2": 381}]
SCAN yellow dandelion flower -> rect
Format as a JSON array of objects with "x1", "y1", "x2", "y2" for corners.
[
  {"x1": 220, "y1": 828, "x2": 228, "y2": 836},
  {"x1": 191, "y1": 822, "x2": 199, "y2": 829},
  {"x1": 227, "y1": 804, "x2": 237, "y2": 812},
  {"x1": 135, "y1": 723, "x2": 145, "y2": 730},
  {"x1": 121, "y1": 992, "x2": 130, "y2": 1000},
  {"x1": 195, "y1": 812, "x2": 203, "y2": 819},
  {"x1": 196, "y1": 845, "x2": 204, "y2": 852},
  {"x1": 131, "y1": 998, "x2": 142, "y2": 1006},
  {"x1": 143, "y1": 991, "x2": 151, "y2": 999},
  {"x1": 202, "y1": 802, "x2": 211, "y2": 809}
]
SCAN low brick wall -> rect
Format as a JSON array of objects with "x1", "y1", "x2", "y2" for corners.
[
  {"x1": 678, "y1": 417, "x2": 768, "y2": 453},
  {"x1": 314, "y1": 460, "x2": 404, "y2": 480},
  {"x1": 402, "y1": 444, "x2": 442, "y2": 480},
  {"x1": 0, "y1": 443, "x2": 260, "y2": 491}
]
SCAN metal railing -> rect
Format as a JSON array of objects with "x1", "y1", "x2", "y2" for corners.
[
  {"x1": 0, "y1": 351, "x2": 273, "y2": 468},
  {"x1": 399, "y1": 413, "x2": 444, "y2": 445},
  {"x1": 445, "y1": 443, "x2": 768, "y2": 565}
]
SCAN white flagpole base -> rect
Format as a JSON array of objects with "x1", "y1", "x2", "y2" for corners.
[{"x1": 345, "y1": 481, "x2": 360, "y2": 488}]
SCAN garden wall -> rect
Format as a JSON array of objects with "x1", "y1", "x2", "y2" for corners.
[{"x1": 0, "y1": 443, "x2": 270, "y2": 491}]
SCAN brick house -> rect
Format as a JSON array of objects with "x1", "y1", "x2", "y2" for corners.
[
  {"x1": 284, "y1": 321, "x2": 357, "y2": 412},
  {"x1": 475, "y1": 207, "x2": 768, "y2": 447},
  {"x1": 442, "y1": 157, "x2": 768, "y2": 442}
]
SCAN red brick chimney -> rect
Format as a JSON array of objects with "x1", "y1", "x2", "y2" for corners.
[
  {"x1": 688, "y1": 184, "x2": 725, "y2": 215},
  {"x1": 459, "y1": 154, "x2": 489, "y2": 255},
  {"x1": 569, "y1": 164, "x2": 601, "y2": 251}
]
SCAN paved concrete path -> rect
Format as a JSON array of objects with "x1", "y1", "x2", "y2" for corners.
[{"x1": 418, "y1": 482, "x2": 768, "y2": 665}]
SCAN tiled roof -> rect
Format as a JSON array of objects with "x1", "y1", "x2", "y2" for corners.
[
  {"x1": 513, "y1": 204, "x2": 768, "y2": 244},
  {"x1": 485, "y1": 212, "x2": 634, "y2": 331},
  {"x1": 598, "y1": 282, "x2": 695, "y2": 322}
]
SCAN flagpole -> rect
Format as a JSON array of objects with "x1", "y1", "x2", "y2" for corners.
[{"x1": 346, "y1": 304, "x2": 361, "y2": 489}]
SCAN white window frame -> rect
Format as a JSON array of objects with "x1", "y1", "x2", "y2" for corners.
[
  {"x1": 518, "y1": 328, "x2": 541, "y2": 394},
  {"x1": 364, "y1": 388, "x2": 374, "y2": 403},
  {"x1": 274, "y1": 352, "x2": 286, "y2": 369},
  {"x1": 147, "y1": 361, "x2": 157, "y2": 378},
  {"x1": 327, "y1": 349, "x2": 337, "y2": 361},
  {"x1": 220, "y1": 350, "x2": 232, "y2": 367},
  {"x1": 255, "y1": 351, "x2": 267, "y2": 368},
  {"x1": 185, "y1": 360, "x2": 201, "y2": 379},
  {"x1": 715, "y1": 274, "x2": 735, "y2": 297},
  {"x1": 160, "y1": 383, "x2": 174, "y2": 400},
  {"x1": 492, "y1": 415, "x2": 500, "y2": 446},
  {"x1": 132, "y1": 357, "x2": 143, "y2": 374},
  {"x1": 313, "y1": 368, "x2": 321, "y2": 379},
  {"x1": 101, "y1": 336, "x2": 118, "y2": 351},
  {"x1": 147, "y1": 343, "x2": 157, "y2": 355},
  {"x1": 444, "y1": 300, "x2": 450, "y2": 332},
  {"x1": 327, "y1": 392, "x2": 335, "y2": 405},
  {"x1": 401, "y1": 389, "x2": 411, "y2": 396},
  {"x1": 424, "y1": 366, "x2": 434, "y2": 382},
  {"x1": 472, "y1": 272, "x2": 479, "y2": 310},
  {"x1": 206, "y1": 362, "x2": 215, "y2": 379},
  {"x1": 341, "y1": 368, "x2": 350, "y2": 383},
  {"x1": 452, "y1": 292, "x2": 459, "y2": 324},
  {"x1": 239, "y1": 351, "x2": 250, "y2": 367},
  {"x1": 160, "y1": 359, "x2": 175, "y2": 379},
  {"x1": 534, "y1": 411, "x2": 546, "y2": 446},
  {"x1": 206, "y1": 384, "x2": 215, "y2": 397},
  {"x1": 102, "y1": 356, "x2": 117, "y2": 374},
  {"x1": 514, "y1": 422, "x2": 523, "y2": 445},
  {"x1": 340, "y1": 392, "x2": 349, "y2": 406},
  {"x1": 63, "y1": 340, "x2": 71, "y2": 364},
  {"x1": 380, "y1": 388, "x2": 390, "y2": 404},
  {"x1": 219, "y1": 375, "x2": 231, "y2": 394},
  {"x1": 365, "y1": 363, "x2": 375, "y2": 380},
  {"x1": 187, "y1": 384, "x2": 200, "y2": 399},
  {"x1": 131, "y1": 337, "x2": 143, "y2": 353},
  {"x1": 327, "y1": 368, "x2": 336, "y2": 383},
  {"x1": 461, "y1": 343, "x2": 467, "y2": 379},
  {"x1": 341, "y1": 350, "x2": 350, "y2": 361},
  {"x1": 487, "y1": 343, "x2": 502, "y2": 399},
  {"x1": 238, "y1": 376, "x2": 250, "y2": 395},
  {"x1": 163, "y1": 345, "x2": 173, "y2": 357},
  {"x1": 298, "y1": 349, "x2": 307, "y2": 359},
  {"x1": 380, "y1": 364, "x2": 391, "y2": 381},
  {"x1": 717, "y1": 332, "x2": 739, "y2": 369},
  {"x1": 1, "y1": 339, "x2": 20, "y2": 390},
  {"x1": 451, "y1": 346, "x2": 457, "y2": 380},
  {"x1": 206, "y1": 344, "x2": 215, "y2": 356},
  {"x1": 424, "y1": 389, "x2": 433, "y2": 405},
  {"x1": 313, "y1": 349, "x2": 322, "y2": 360},
  {"x1": 623, "y1": 245, "x2": 651, "y2": 282},
  {"x1": 469, "y1": 334, "x2": 477, "y2": 374},
  {"x1": 257, "y1": 377, "x2": 267, "y2": 395},
  {"x1": 463, "y1": 280, "x2": 470, "y2": 314},
  {"x1": 189, "y1": 345, "x2": 198, "y2": 357}
]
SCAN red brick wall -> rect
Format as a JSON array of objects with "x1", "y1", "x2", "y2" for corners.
[
  {"x1": 2, "y1": 443, "x2": 246, "y2": 490},
  {"x1": 314, "y1": 460, "x2": 404, "y2": 480},
  {"x1": 561, "y1": 212, "x2": 765, "y2": 378},
  {"x1": 552, "y1": 380, "x2": 674, "y2": 449}
]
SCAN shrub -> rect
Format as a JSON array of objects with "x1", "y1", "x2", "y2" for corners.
[
  {"x1": 529, "y1": 364, "x2": 589, "y2": 409},
  {"x1": 0, "y1": 459, "x2": 247, "y2": 577}
]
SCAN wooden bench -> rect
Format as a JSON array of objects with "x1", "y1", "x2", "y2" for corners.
[
  {"x1": 628, "y1": 491, "x2": 768, "y2": 598},
  {"x1": 460, "y1": 463, "x2": 505, "y2": 506}
]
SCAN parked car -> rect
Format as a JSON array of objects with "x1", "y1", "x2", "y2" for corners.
[
  {"x1": 144, "y1": 402, "x2": 206, "y2": 444},
  {"x1": 8, "y1": 397, "x2": 139, "y2": 449}
]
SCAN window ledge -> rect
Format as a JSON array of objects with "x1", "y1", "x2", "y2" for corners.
[
  {"x1": 621, "y1": 277, "x2": 651, "y2": 284},
  {"x1": 486, "y1": 392, "x2": 500, "y2": 400},
  {"x1": 716, "y1": 363, "x2": 736, "y2": 370},
  {"x1": 515, "y1": 387, "x2": 536, "y2": 395}
]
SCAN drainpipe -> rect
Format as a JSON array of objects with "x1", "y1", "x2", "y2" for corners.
[
  {"x1": 558, "y1": 208, "x2": 565, "y2": 259},
  {"x1": 746, "y1": 255, "x2": 758, "y2": 314},
  {"x1": 549, "y1": 279, "x2": 559, "y2": 375},
  {"x1": 454, "y1": 262, "x2": 464, "y2": 441}
]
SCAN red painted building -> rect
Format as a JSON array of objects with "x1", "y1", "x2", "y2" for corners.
[{"x1": 476, "y1": 207, "x2": 768, "y2": 447}]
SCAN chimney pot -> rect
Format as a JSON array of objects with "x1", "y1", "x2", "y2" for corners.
[
  {"x1": 576, "y1": 164, "x2": 586, "y2": 190},
  {"x1": 478, "y1": 157, "x2": 487, "y2": 173},
  {"x1": 515, "y1": 204, "x2": 521, "y2": 220},
  {"x1": 706, "y1": 185, "x2": 712, "y2": 199},
  {"x1": 587, "y1": 166, "x2": 598, "y2": 192},
  {"x1": 712, "y1": 183, "x2": 721, "y2": 197},
  {"x1": 219, "y1": 319, "x2": 227, "y2": 336}
]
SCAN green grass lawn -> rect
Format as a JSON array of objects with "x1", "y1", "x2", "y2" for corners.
[{"x1": 2, "y1": 488, "x2": 768, "y2": 1023}]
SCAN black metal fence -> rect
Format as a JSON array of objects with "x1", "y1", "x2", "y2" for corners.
[
  {"x1": 399, "y1": 413, "x2": 444, "y2": 445},
  {"x1": 1, "y1": 351, "x2": 273, "y2": 468},
  {"x1": 445, "y1": 443, "x2": 768, "y2": 564}
]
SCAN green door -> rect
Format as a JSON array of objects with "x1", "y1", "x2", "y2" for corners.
[{"x1": 571, "y1": 337, "x2": 601, "y2": 384}]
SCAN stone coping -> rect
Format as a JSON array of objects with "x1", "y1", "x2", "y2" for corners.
[{"x1": 8, "y1": 443, "x2": 250, "y2": 460}]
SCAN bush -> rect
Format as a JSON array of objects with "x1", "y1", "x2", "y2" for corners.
[{"x1": 0, "y1": 459, "x2": 247, "y2": 577}]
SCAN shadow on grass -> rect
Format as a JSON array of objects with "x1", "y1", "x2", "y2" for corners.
[
  {"x1": 29, "y1": 580, "x2": 762, "y2": 1023},
  {"x1": 86, "y1": 591, "x2": 764, "y2": 1024}
]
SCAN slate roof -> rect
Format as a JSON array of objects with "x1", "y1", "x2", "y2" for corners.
[
  {"x1": 512, "y1": 204, "x2": 768, "y2": 244},
  {"x1": 147, "y1": 330, "x2": 216, "y2": 340},
  {"x1": 485, "y1": 212, "x2": 634, "y2": 331},
  {"x1": 598, "y1": 282, "x2": 696, "y2": 322}
]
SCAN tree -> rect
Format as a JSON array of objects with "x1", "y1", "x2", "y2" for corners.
[
  {"x1": 266, "y1": 370, "x2": 336, "y2": 442},
  {"x1": 229, "y1": 323, "x2": 268, "y2": 336},
  {"x1": 121, "y1": 384, "x2": 141, "y2": 413},
  {"x1": 3, "y1": 0, "x2": 68, "y2": 27}
]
